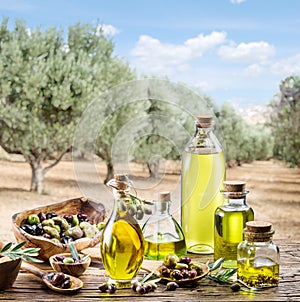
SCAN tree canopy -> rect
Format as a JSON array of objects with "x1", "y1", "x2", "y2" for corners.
[
  {"x1": 270, "y1": 75, "x2": 300, "y2": 167},
  {"x1": 0, "y1": 18, "x2": 136, "y2": 193}
]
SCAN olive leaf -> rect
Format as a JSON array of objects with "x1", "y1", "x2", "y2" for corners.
[
  {"x1": 69, "y1": 242, "x2": 79, "y2": 261},
  {"x1": 0, "y1": 241, "x2": 43, "y2": 263}
]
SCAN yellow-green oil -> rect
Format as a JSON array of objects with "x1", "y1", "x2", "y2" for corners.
[
  {"x1": 181, "y1": 151, "x2": 225, "y2": 254},
  {"x1": 100, "y1": 211, "x2": 144, "y2": 287},
  {"x1": 237, "y1": 257, "x2": 279, "y2": 288},
  {"x1": 214, "y1": 208, "x2": 254, "y2": 268},
  {"x1": 144, "y1": 234, "x2": 186, "y2": 260}
]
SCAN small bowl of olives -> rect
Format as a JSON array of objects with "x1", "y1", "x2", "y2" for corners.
[
  {"x1": 155, "y1": 254, "x2": 209, "y2": 285},
  {"x1": 49, "y1": 253, "x2": 91, "y2": 277}
]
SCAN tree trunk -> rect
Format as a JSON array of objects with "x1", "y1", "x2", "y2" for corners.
[
  {"x1": 30, "y1": 161, "x2": 45, "y2": 194},
  {"x1": 147, "y1": 160, "x2": 160, "y2": 178},
  {"x1": 104, "y1": 160, "x2": 114, "y2": 184}
]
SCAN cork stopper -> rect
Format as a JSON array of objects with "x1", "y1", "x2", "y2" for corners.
[
  {"x1": 246, "y1": 221, "x2": 272, "y2": 233},
  {"x1": 113, "y1": 173, "x2": 129, "y2": 190},
  {"x1": 224, "y1": 181, "x2": 246, "y2": 192},
  {"x1": 244, "y1": 221, "x2": 274, "y2": 242},
  {"x1": 196, "y1": 115, "x2": 213, "y2": 128},
  {"x1": 154, "y1": 190, "x2": 171, "y2": 202},
  {"x1": 223, "y1": 180, "x2": 247, "y2": 198}
]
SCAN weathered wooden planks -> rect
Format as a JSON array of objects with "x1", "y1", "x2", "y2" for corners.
[{"x1": 1, "y1": 239, "x2": 299, "y2": 301}]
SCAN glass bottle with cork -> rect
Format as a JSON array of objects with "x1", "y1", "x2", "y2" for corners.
[
  {"x1": 142, "y1": 190, "x2": 186, "y2": 260},
  {"x1": 100, "y1": 174, "x2": 144, "y2": 288},
  {"x1": 237, "y1": 221, "x2": 280, "y2": 289},
  {"x1": 181, "y1": 115, "x2": 225, "y2": 254},
  {"x1": 214, "y1": 181, "x2": 254, "y2": 268}
]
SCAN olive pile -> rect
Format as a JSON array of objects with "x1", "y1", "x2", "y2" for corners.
[
  {"x1": 156, "y1": 254, "x2": 203, "y2": 282},
  {"x1": 20, "y1": 212, "x2": 102, "y2": 244},
  {"x1": 47, "y1": 272, "x2": 71, "y2": 289},
  {"x1": 53, "y1": 254, "x2": 85, "y2": 264}
]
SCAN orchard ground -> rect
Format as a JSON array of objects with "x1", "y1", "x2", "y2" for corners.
[{"x1": 0, "y1": 157, "x2": 299, "y2": 243}]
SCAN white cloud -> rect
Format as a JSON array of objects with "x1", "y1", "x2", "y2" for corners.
[
  {"x1": 243, "y1": 63, "x2": 264, "y2": 77},
  {"x1": 131, "y1": 31, "x2": 227, "y2": 74},
  {"x1": 96, "y1": 24, "x2": 120, "y2": 36},
  {"x1": 270, "y1": 53, "x2": 300, "y2": 75},
  {"x1": 218, "y1": 41, "x2": 275, "y2": 63},
  {"x1": 230, "y1": 0, "x2": 247, "y2": 3}
]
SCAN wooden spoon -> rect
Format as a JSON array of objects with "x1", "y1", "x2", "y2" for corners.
[{"x1": 21, "y1": 262, "x2": 83, "y2": 294}]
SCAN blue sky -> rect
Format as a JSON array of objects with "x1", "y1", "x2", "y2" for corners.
[{"x1": 1, "y1": 0, "x2": 300, "y2": 108}]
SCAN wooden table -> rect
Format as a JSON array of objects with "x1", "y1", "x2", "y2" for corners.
[{"x1": 1, "y1": 240, "x2": 300, "y2": 301}]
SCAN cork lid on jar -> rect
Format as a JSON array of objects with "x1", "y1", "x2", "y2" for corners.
[
  {"x1": 244, "y1": 221, "x2": 275, "y2": 242},
  {"x1": 108, "y1": 173, "x2": 130, "y2": 190},
  {"x1": 154, "y1": 190, "x2": 171, "y2": 202},
  {"x1": 196, "y1": 115, "x2": 213, "y2": 128},
  {"x1": 222, "y1": 180, "x2": 247, "y2": 198}
]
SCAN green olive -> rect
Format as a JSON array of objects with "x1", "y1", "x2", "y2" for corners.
[
  {"x1": 63, "y1": 257, "x2": 75, "y2": 264},
  {"x1": 163, "y1": 254, "x2": 179, "y2": 268},
  {"x1": 27, "y1": 214, "x2": 40, "y2": 225},
  {"x1": 71, "y1": 215, "x2": 79, "y2": 227},
  {"x1": 97, "y1": 222, "x2": 106, "y2": 231}
]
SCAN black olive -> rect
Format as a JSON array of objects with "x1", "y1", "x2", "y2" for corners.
[
  {"x1": 179, "y1": 257, "x2": 192, "y2": 265},
  {"x1": 51, "y1": 273, "x2": 65, "y2": 287},
  {"x1": 38, "y1": 212, "x2": 47, "y2": 222},
  {"x1": 77, "y1": 213, "x2": 88, "y2": 222},
  {"x1": 98, "y1": 283, "x2": 108, "y2": 292},
  {"x1": 108, "y1": 284, "x2": 116, "y2": 294},
  {"x1": 230, "y1": 283, "x2": 241, "y2": 292},
  {"x1": 63, "y1": 214, "x2": 73, "y2": 223},
  {"x1": 61, "y1": 278, "x2": 71, "y2": 289},
  {"x1": 21, "y1": 224, "x2": 32, "y2": 234},
  {"x1": 166, "y1": 282, "x2": 179, "y2": 291},
  {"x1": 35, "y1": 223, "x2": 44, "y2": 235},
  {"x1": 46, "y1": 212, "x2": 57, "y2": 220}
]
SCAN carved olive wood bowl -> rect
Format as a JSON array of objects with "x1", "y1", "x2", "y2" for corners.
[
  {"x1": 49, "y1": 253, "x2": 91, "y2": 277},
  {"x1": 12, "y1": 197, "x2": 106, "y2": 261},
  {"x1": 0, "y1": 242, "x2": 22, "y2": 290}
]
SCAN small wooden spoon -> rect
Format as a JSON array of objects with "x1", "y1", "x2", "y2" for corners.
[{"x1": 21, "y1": 262, "x2": 83, "y2": 294}]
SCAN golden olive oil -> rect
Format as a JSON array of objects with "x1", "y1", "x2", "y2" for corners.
[
  {"x1": 181, "y1": 151, "x2": 225, "y2": 254},
  {"x1": 100, "y1": 211, "x2": 144, "y2": 286},
  {"x1": 238, "y1": 257, "x2": 279, "y2": 288},
  {"x1": 214, "y1": 208, "x2": 254, "y2": 267},
  {"x1": 144, "y1": 234, "x2": 186, "y2": 260}
]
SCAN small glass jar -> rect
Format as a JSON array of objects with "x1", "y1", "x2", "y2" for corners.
[
  {"x1": 237, "y1": 221, "x2": 280, "y2": 289},
  {"x1": 142, "y1": 190, "x2": 186, "y2": 260},
  {"x1": 214, "y1": 181, "x2": 254, "y2": 268}
]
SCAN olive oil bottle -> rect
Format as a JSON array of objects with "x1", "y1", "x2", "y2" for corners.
[
  {"x1": 181, "y1": 115, "x2": 225, "y2": 254},
  {"x1": 100, "y1": 174, "x2": 144, "y2": 288},
  {"x1": 214, "y1": 181, "x2": 254, "y2": 268},
  {"x1": 237, "y1": 221, "x2": 280, "y2": 289},
  {"x1": 142, "y1": 191, "x2": 186, "y2": 260}
]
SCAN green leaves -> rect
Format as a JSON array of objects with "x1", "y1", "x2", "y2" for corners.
[
  {"x1": 206, "y1": 258, "x2": 237, "y2": 284},
  {"x1": 0, "y1": 241, "x2": 43, "y2": 263}
]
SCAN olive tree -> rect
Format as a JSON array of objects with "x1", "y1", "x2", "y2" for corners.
[
  {"x1": 270, "y1": 76, "x2": 300, "y2": 167},
  {"x1": 0, "y1": 18, "x2": 136, "y2": 193}
]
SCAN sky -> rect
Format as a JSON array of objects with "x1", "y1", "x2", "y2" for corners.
[{"x1": 1, "y1": 0, "x2": 300, "y2": 109}]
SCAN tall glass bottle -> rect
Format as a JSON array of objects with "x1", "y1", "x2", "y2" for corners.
[
  {"x1": 181, "y1": 115, "x2": 225, "y2": 254},
  {"x1": 142, "y1": 190, "x2": 186, "y2": 260},
  {"x1": 214, "y1": 181, "x2": 254, "y2": 268},
  {"x1": 100, "y1": 174, "x2": 144, "y2": 288}
]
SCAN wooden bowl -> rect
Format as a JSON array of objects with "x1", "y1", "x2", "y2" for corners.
[
  {"x1": 49, "y1": 253, "x2": 91, "y2": 277},
  {"x1": 12, "y1": 197, "x2": 106, "y2": 261},
  {"x1": 0, "y1": 255, "x2": 22, "y2": 290}
]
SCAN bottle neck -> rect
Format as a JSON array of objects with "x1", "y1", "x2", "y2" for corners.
[
  {"x1": 153, "y1": 200, "x2": 171, "y2": 215},
  {"x1": 222, "y1": 191, "x2": 248, "y2": 207}
]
